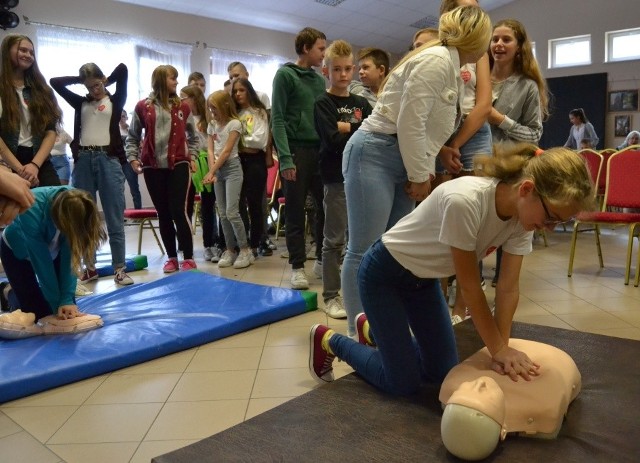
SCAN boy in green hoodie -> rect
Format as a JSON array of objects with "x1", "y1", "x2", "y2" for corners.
[{"x1": 271, "y1": 27, "x2": 327, "y2": 290}]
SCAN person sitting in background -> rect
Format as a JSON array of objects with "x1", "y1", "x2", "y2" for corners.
[
  {"x1": 579, "y1": 138, "x2": 593, "y2": 150},
  {"x1": 616, "y1": 130, "x2": 640, "y2": 150}
]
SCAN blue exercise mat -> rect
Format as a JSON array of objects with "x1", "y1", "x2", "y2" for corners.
[{"x1": 0, "y1": 272, "x2": 316, "y2": 403}]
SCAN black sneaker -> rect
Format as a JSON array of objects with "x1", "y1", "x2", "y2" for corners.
[{"x1": 259, "y1": 244, "x2": 273, "y2": 256}]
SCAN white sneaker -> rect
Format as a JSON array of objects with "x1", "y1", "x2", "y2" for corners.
[
  {"x1": 324, "y1": 296, "x2": 346, "y2": 319},
  {"x1": 210, "y1": 245, "x2": 223, "y2": 263},
  {"x1": 233, "y1": 249, "x2": 255, "y2": 269},
  {"x1": 218, "y1": 250, "x2": 237, "y2": 268},
  {"x1": 451, "y1": 314, "x2": 464, "y2": 325},
  {"x1": 313, "y1": 260, "x2": 323, "y2": 279},
  {"x1": 448, "y1": 279, "x2": 457, "y2": 308},
  {"x1": 75, "y1": 281, "x2": 93, "y2": 297},
  {"x1": 290, "y1": 268, "x2": 309, "y2": 290},
  {"x1": 114, "y1": 267, "x2": 134, "y2": 286},
  {"x1": 203, "y1": 247, "x2": 214, "y2": 261}
]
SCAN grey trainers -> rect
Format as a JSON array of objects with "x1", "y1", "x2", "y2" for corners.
[
  {"x1": 324, "y1": 296, "x2": 346, "y2": 319},
  {"x1": 291, "y1": 268, "x2": 309, "y2": 290},
  {"x1": 210, "y1": 244, "x2": 223, "y2": 263},
  {"x1": 203, "y1": 247, "x2": 214, "y2": 261},
  {"x1": 218, "y1": 250, "x2": 237, "y2": 268},
  {"x1": 233, "y1": 249, "x2": 255, "y2": 269},
  {"x1": 313, "y1": 260, "x2": 323, "y2": 279}
]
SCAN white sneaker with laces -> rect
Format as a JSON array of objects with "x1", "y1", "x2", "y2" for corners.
[
  {"x1": 313, "y1": 260, "x2": 323, "y2": 279},
  {"x1": 290, "y1": 268, "x2": 309, "y2": 290},
  {"x1": 233, "y1": 249, "x2": 255, "y2": 269},
  {"x1": 324, "y1": 296, "x2": 346, "y2": 319},
  {"x1": 114, "y1": 267, "x2": 134, "y2": 286},
  {"x1": 218, "y1": 250, "x2": 237, "y2": 268}
]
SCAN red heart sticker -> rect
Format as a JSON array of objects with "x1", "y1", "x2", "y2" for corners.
[
  {"x1": 98, "y1": 104, "x2": 106, "y2": 111},
  {"x1": 460, "y1": 69, "x2": 471, "y2": 84}
]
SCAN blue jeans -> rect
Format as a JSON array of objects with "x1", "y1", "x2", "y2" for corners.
[
  {"x1": 435, "y1": 121, "x2": 493, "y2": 174},
  {"x1": 50, "y1": 154, "x2": 71, "y2": 182},
  {"x1": 72, "y1": 149, "x2": 126, "y2": 268},
  {"x1": 330, "y1": 240, "x2": 458, "y2": 395},
  {"x1": 122, "y1": 161, "x2": 142, "y2": 209},
  {"x1": 341, "y1": 130, "x2": 414, "y2": 335},
  {"x1": 214, "y1": 156, "x2": 247, "y2": 250}
]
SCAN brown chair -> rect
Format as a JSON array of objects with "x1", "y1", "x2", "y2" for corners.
[
  {"x1": 568, "y1": 148, "x2": 640, "y2": 286},
  {"x1": 123, "y1": 208, "x2": 165, "y2": 255}
]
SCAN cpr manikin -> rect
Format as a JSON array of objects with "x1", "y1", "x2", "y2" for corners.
[
  {"x1": 439, "y1": 339, "x2": 581, "y2": 460},
  {"x1": 0, "y1": 309, "x2": 103, "y2": 339}
]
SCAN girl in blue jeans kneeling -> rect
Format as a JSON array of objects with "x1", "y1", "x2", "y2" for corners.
[{"x1": 310, "y1": 144, "x2": 595, "y2": 394}]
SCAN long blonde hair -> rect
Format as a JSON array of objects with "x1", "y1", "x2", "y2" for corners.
[
  {"x1": 206, "y1": 90, "x2": 238, "y2": 125},
  {"x1": 475, "y1": 143, "x2": 595, "y2": 210},
  {"x1": 51, "y1": 189, "x2": 107, "y2": 276},
  {"x1": 150, "y1": 65, "x2": 180, "y2": 110},
  {"x1": 381, "y1": 5, "x2": 491, "y2": 93}
]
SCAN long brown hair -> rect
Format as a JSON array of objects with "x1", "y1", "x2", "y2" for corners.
[
  {"x1": 490, "y1": 19, "x2": 550, "y2": 120},
  {"x1": 0, "y1": 34, "x2": 62, "y2": 136},
  {"x1": 180, "y1": 85, "x2": 207, "y2": 132},
  {"x1": 150, "y1": 65, "x2": 180, "y2": 110},
  {"x1": 50, "y1": 189, "x2": 107, "y2": 276}
]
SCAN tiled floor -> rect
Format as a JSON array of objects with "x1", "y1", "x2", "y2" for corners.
[{"x1": 1, "y1": 223, "x2": 639, "y2": 462}]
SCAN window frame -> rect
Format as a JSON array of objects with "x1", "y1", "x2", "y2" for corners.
[
  {"x1": 605, "y1": 27, "x2": 640, "y2": 63},
  {"x1": 548, "y1": 34, "x2": 591, "y2": 69}
]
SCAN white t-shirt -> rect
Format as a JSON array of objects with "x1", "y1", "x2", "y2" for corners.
[
  {"x1": 192, "y1": 115, "x2": 208, "y2": 151},
  {"x1": 207, "y1": 119, "x2": 242, "y2": 162},
  {"x1": 0, "y1": 89, "x2": 33, "y2": 147},
  {"x1": 256, "y1": 90, "x2": 271, "y2": 110},
  {"x1": 238, "y1": 107, "x2": 269, "y2": 150},
  {"x1": 382, "y1": 176, "x2": 533, "y2": 278},
  {"x1": 80, "y1": 96, "x2": 112, "y2": 146}
]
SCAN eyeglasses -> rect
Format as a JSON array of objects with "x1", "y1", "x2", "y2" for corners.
[
  {"x1": 538, "y1": 194, "x2": 573, "y2": 226},
  {"x1": 85, "y1": 82, "x2": 103, "y2": 91}
]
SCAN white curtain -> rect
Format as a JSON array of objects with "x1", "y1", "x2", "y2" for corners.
[
  {"x1": 209, "y1": 48, "x2": 290, "y2": 99},
  {"x1": 36, "y1": 24, "x2": 192, "y2": 127}
]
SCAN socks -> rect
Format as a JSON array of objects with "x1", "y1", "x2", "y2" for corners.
[{"x1": 321, "y1": 329, "x2": 335, "y2": 355}]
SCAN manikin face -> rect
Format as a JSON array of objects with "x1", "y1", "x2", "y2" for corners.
[
  {"x1": 325, "y1": 56, "x2": 354, "y2": 91},
  {"x1": 10, "y1": 39, "x2": 35, "y2": 73},
  {"x1": 232, "y1": 83, "x2": 249, "y2": 108},
  {"x1": 490, "y1": 26, "x2": 519, "y2": 65},
  {"x1": 452, "y1": 377, "x2": 504, "y2": 417},
  {"x1": 166, "y1": 74, "x2": 178, "y2": 94},
  {"x1": 358, "y1": 58, "x2": 384, "y2": 88},
  {"x1": 305, "y1": 38, "x2": 327, "y2": 68}
]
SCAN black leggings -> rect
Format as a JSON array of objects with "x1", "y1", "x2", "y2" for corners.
[{"x1": 239, "y1": 153, "x2": 268, "y2": 248}]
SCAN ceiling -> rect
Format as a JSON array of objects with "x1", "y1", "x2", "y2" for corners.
[{"x1": 115, "y1": 0, "x2": 517, "y2": 55}]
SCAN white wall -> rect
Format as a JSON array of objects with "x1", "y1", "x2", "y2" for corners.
[{"x1": 489, "y1": 0, "x2": 640, "y2": 148}]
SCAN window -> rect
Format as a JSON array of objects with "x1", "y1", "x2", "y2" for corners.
[
  {"x1": 36, "y1": 24, "x2": 192, "y2": 131},
  {"x1": 548, "y1": 35, "x2": 591, "y2": 68},
  {"x1": 209, "y1": 48, "x2": 290, "y2": 101},
  {"x1": 606, "y1": 28, "x2": 640, "y2": 63}
]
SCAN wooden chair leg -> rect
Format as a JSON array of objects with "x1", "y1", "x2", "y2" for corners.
[
  {"x1": 624, "y1": 225, "x2": 636, "y2": 285},
  {"x1": 567, "y1": 221, "x2": 580, "y2": 277},
  {"x1": 594, "y1": 224, "x2": 604, "y2": 268},
  {"x1": 137, "y1": 220, "x2": 145, "y2": 255}
]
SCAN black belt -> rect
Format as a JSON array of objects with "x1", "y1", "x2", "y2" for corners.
[{"x1": 79, "y1": 145, "x2": 110, "y2": 152}]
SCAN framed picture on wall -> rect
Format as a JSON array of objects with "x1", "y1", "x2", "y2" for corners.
[
  {"x1": 614, "y1": 115, "x2": 631, "y2": 137},
  {"x1": 609, "y1": 90, "x2": 639, "y2": 112}
]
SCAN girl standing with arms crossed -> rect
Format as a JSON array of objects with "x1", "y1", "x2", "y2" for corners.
[
  {"x1": 0, "y1": 34, "x2": 61, "y2": 188},
  {"x1": 488, "y1": 19, "x2": 549, "y2": 287},
  {"x1": 126, "y1": 65, "x2": 198, "y2": 273},
  {"x1": 310, "y1": 145, "x2": 594, "y2": 392},
  {"x1": 341, "y1": 5, "x2": 489, "y2": 337},
  {"x1": 203, "y1": 90, "x2": 254, "y2": 269},
  {"x1": 232, "y1": 78, "x2": 272, "y2": 258},
  {"x1": 50, "y1": 63, "x2": 133, "y2": 286}
]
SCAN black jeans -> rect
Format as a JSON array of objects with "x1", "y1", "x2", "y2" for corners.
[
  {"x1": 239, "y1": 152, "x2": 268, "y2": 249},
  {"x1": 16, "y1": 146, "x2": 60, "y2": 187},
  {"x1": 282, "y1": 145, "x2": 324, "y2": 268},
  {"x1": 143, "y1": 163, "x2": 193, "y2": 259}
]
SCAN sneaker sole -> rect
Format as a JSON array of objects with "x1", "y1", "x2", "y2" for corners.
[{"x1": 291, "y1": 282, "x2": 309, "y2": 290}]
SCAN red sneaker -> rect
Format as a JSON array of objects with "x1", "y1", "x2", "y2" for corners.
[
  {"x1": 163, "y1": 258, "x2": 179, "y2": 274},
  {"x1": 80, "y1": 268, "x2": 99, "y2": 282},
  {"x1": 355, "y1": 312, "x2": 376, "y2": 347},
  {"x1": 309, "y1": 324, "x2": 336, "y2": 384},
  {"x1": 180, "y1": 259, "x2": 198, "y2": 271}
]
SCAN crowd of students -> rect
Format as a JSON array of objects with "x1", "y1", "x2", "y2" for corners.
[{"x1": 0, "y1": 2, "x2": 603, "y2": 414}]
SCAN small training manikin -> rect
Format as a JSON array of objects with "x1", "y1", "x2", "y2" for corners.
[
  {"x1": 439, "y1": 339, "x2": 581, "y2": 458},
  {"x1": 0, "y1": 309, "x2": 103, "y2": 339}
]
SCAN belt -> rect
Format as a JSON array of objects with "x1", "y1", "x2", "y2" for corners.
[{"x1": 79, "y1": 145, "x2": 110, "y2": 152}]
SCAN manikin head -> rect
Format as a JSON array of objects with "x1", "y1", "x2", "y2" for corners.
[{"x1": 441, "y1": 376, "x2": 506, "y2": 460}]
